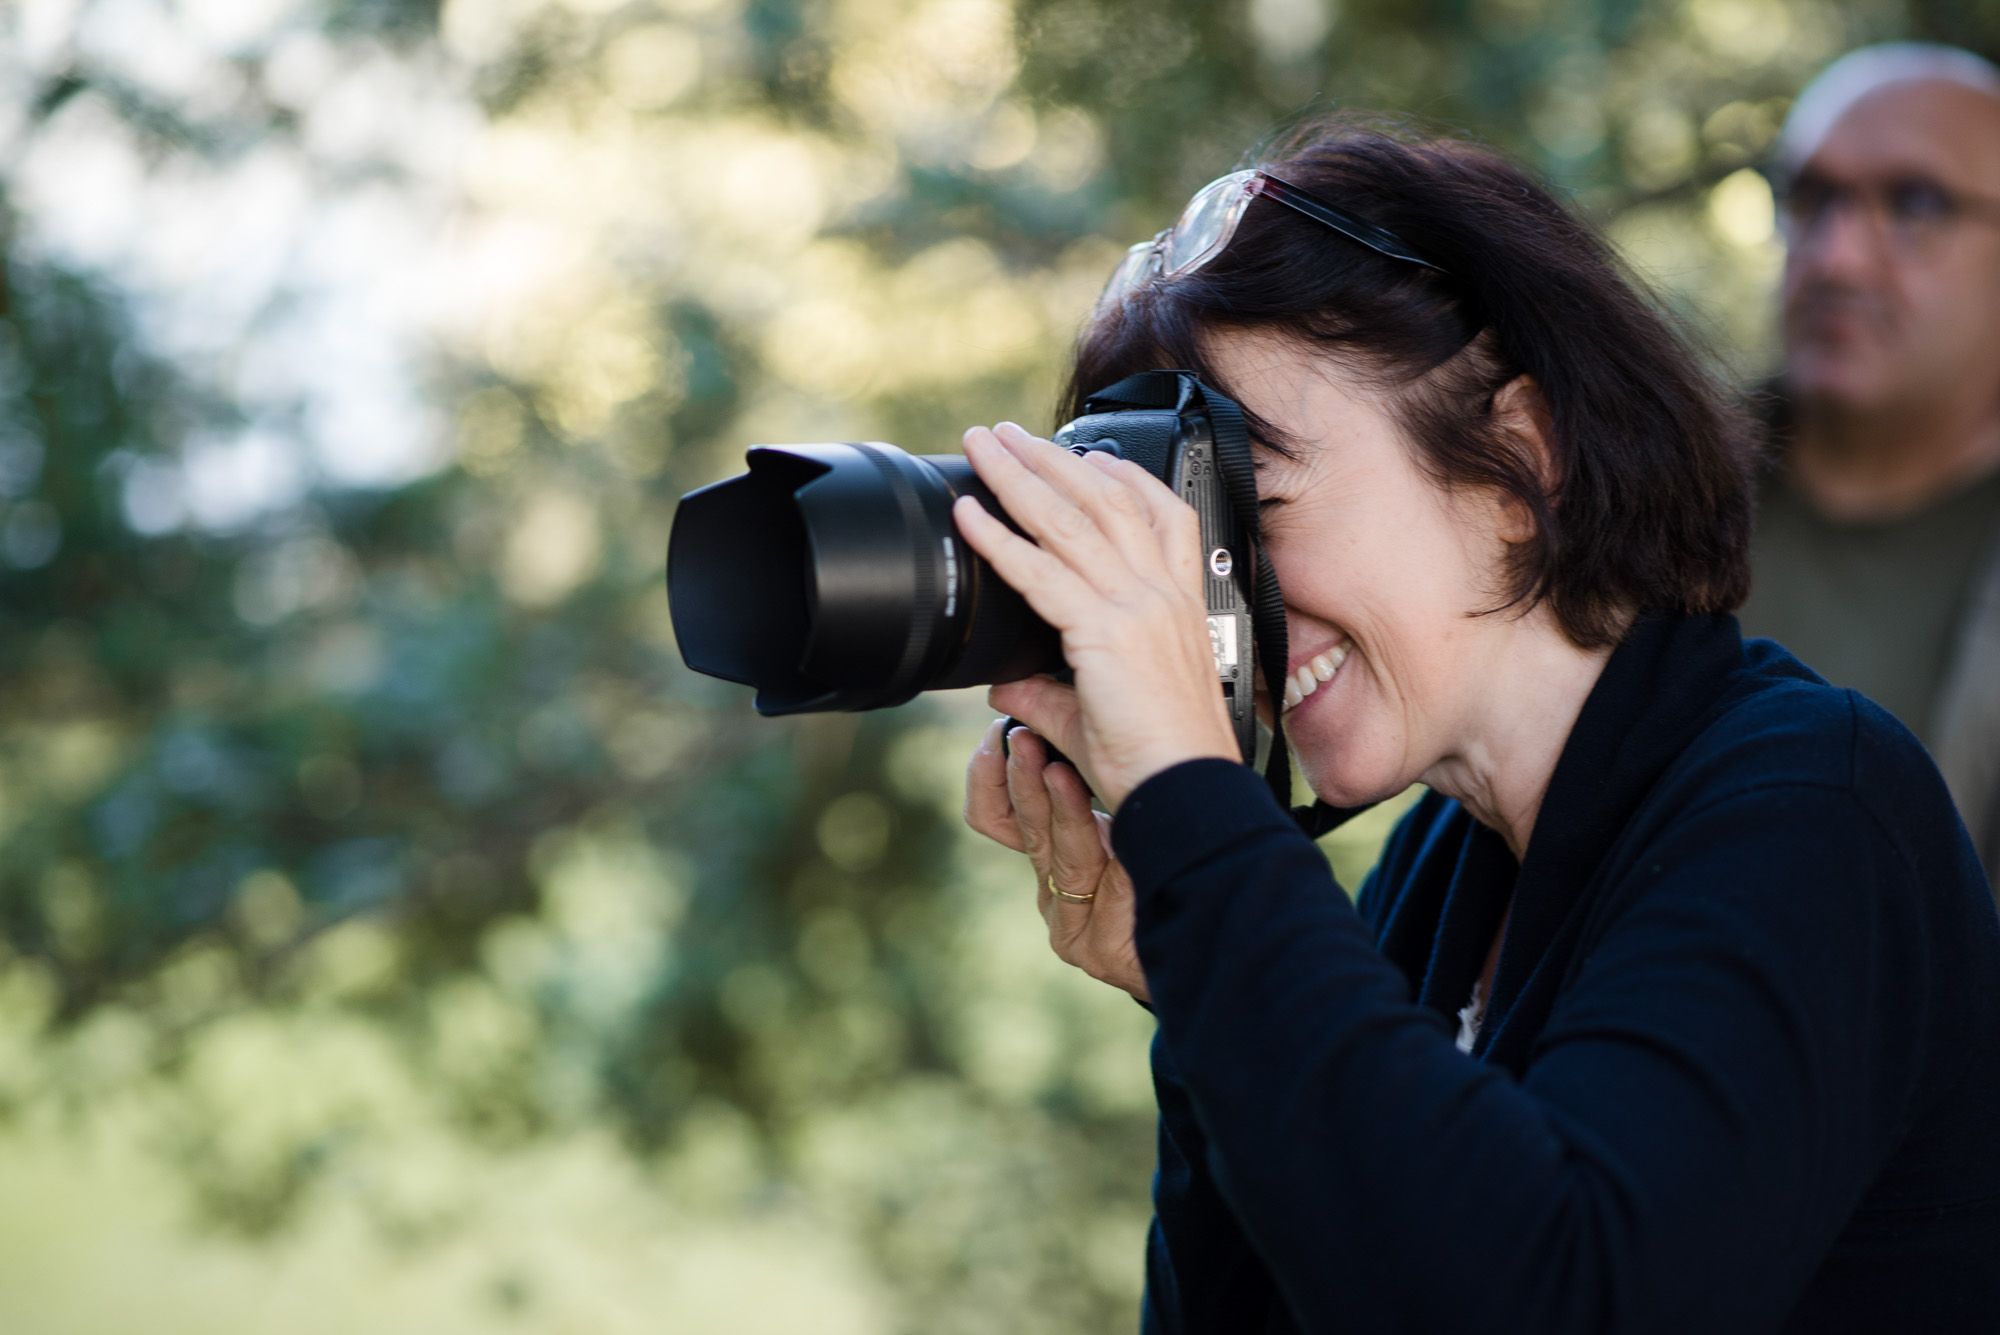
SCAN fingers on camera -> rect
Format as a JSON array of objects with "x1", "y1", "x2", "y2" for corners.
[
  {"x1": 1004, "y1": 727, "x2": 1055, "y2": 845},
  {"x1": 965, "y1": 718, "x2": 1025, "y2": 851}
]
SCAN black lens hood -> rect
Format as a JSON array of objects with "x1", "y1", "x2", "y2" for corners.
[{"x1": 667, "y1": 442, "x2": 965, "y2": 715}]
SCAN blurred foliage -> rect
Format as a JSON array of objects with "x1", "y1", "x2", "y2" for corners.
[{"x1": 0, "y1": 0, "x2": 1994, "y2": 1330}]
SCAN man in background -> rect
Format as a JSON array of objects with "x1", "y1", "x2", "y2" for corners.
[{"x1": 1743, "y1": 43, "x2": 2000, "y2": 888}]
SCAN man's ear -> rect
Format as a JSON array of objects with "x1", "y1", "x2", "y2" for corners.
[{"x1": 1491, "y1": 375, "x2": 1556, "y2": 545}]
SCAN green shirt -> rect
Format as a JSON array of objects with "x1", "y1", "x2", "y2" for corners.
[{"x1": 1740, "y1": 466, "x2": 2000, "y2": 747}]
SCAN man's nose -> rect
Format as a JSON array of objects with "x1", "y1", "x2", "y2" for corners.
[{"x1": 1788, "y1": 200, "x2": 1888, "y2": 281}]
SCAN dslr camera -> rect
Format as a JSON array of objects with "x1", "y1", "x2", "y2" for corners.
[{"x1": 665, "y1": 371, "x2": 1278, "y2": 767}]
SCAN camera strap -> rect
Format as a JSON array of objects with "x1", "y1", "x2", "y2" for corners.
[{"x1": 1083, "y1": 370, "x2": 1312, "y2": 823}]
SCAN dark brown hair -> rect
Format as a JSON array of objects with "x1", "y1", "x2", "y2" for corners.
[{"x1": 1062, "y1": 116, "x2": 1756, "y2": 648}]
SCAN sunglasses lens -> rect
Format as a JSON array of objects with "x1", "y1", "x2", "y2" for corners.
[
  {"x1": 1160, "y1": 170, "x2": 1256, "y2": 278},
  {"x1": 1096, "y1": 239, "x2": 1162, "y2": 314}
]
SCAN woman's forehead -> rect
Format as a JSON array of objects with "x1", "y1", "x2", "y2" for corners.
[
  {"x1": 1196, "y1": 328, "x2": 1405, "y2": 481},
  {"x1": 1209, "y1": 331, "x2": 1367, "y2": 413}
]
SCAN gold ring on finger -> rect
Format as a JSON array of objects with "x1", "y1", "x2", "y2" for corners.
[{"x1": 1050, "y1": 886, "x2": 1097, "y2": 904}]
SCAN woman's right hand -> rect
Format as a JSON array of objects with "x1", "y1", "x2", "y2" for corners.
[{"x1": 964, "y1": 717, "x2": 1150, "y2": 1003}]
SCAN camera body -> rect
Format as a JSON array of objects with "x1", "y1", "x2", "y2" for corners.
[{"x1": 665, "y1": 377, "x2": 1262, "y2": 763}]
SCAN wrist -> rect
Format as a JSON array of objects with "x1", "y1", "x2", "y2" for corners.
[{"x1": 1104, "y1": 736, "x2": 1240, "y2": 811}]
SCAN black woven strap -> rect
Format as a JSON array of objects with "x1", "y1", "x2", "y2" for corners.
[{"x1": 1084, "y1": 372, "x2": 1306, "y2": 820}]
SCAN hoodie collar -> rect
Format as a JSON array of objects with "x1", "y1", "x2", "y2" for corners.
[{"x1": 1415, "y1": 612, "x2": 1748, "y2": 1056}]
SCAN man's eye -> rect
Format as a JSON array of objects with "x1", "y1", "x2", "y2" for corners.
[
  {"x1": 1888, "y1": 178, "x2": 1955, "y2": 224},
  {"x1": 1784, "y1": 178, "x2": 1836, "y2": 224},
  {"x1": 1257, "y1": 497, "x2": 1284, "y2": 510}
]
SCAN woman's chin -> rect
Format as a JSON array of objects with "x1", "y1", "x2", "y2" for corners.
[
  {"x1": 1303, "y1": 775, "x2": 1400, "y2": 810},
  {"x1": 1296, "y1": 740, "x2": 1407, "y2": 810}
]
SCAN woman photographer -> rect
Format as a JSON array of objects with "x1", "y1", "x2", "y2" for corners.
[{"x1": 952, "y1": 120, "x2": 2000, "y2": 1333}]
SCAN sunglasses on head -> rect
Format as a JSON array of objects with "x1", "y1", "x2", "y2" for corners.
[{"x1": 1095, "y1": 168, "x2": 1445, "y2": 316}]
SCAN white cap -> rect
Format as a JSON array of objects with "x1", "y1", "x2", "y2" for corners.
[{"x1": 1776, "y1": 42, "x2": 2000, "y2": 173}]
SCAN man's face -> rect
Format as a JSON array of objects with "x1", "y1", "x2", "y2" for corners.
[{"x1": 1781, "y1": 80, "x2": 2000, "y2": 417}]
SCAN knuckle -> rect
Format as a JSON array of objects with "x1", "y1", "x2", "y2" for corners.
[
  {"x1": 1026, "y1": 544, "x2": 1070, "y2": 585},
  {"x1": 1048, "y1": 851, "x2": 1090, "y2": 887},
  {"x1": 1100, "y1": 484, "x2": 1145, "y2": 518},
  {"x1": 1047, "y1": 504, "x2": 1092, "y2": 541}
]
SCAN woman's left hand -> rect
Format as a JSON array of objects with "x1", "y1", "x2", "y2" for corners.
[
  {"x1": 964, "y1": 719, "x2": 1149, "y2": 1001},
  {"x1": 952, "y1": 421, "x2": 1240, "y2": 811}
]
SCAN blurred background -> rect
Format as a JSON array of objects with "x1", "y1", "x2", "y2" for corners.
[{"x1": 1, "y1": 0, "x2": 1994, "y2": 1330}]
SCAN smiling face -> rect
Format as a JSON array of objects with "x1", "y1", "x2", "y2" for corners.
[{"x1": 1208, "y1": 330, "x2": 1529, "y2": 807}]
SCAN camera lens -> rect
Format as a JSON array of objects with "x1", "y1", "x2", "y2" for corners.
[{"x1": 666, "y1": 443, "x2": 1061, "y2": 714}]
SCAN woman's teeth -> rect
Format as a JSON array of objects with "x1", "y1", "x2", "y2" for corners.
[{"x1": 1281, "y1": 644, "x2": 1349, "y2": 714}]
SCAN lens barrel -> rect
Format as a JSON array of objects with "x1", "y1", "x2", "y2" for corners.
[{"x1": 666, "y1": 443, "x2": 1062, "y2": 714}]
